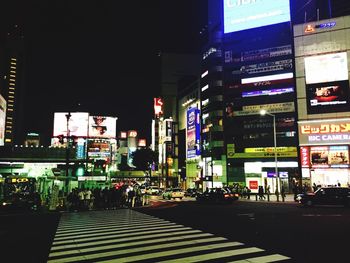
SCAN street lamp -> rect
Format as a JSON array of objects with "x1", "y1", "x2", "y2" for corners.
[{"x1": 260, "y1": 109, "x2": 280, "y2": 202}]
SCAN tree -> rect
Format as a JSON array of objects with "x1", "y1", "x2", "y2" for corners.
[{"x1": 131, "y1": 148, "x2": 158, "y2": 171}]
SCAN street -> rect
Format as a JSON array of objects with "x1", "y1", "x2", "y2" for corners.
[{"x1": 1, "y1": 198, "x2": 350, "y2": 262}]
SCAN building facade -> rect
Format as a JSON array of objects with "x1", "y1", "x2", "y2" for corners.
[{"x1": 294, "y1": 15, "x2": 350, "y2": 187}]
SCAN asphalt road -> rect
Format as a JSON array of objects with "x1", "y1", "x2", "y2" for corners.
[
  {"x1": 1, "y1": 199, "x2": 350, "y2": 262},
  {"x1": 136, "y1": 199, "x2": 350, "y2": 263}
]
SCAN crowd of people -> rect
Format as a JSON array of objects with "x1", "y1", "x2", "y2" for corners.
[{"x1": 65, "y1": 185, "x2": 149, "y2": 212}]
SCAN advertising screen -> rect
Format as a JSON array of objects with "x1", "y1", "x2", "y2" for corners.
[
  {"x1": 87, "y1": 140, "x2": 110, "y2": 158},
  {"x1": 0, "y1": 95, "x2": 6, "y2": 146},
  {"x1": 310, "y1": 147, "x2": 329, "y2": 167},
  {"x1": 309, "y1": 146, "x2": 349, "y2": 168},
  {"x1": 306, "y1": 80, "x2": 350, "y2": 114},
  {"x1": 89, "y1": 116, "x2": 117, "y2": 138},
  {"x1": 187, "y1": 107, "x2": 200, "y2": 159},
  {"x1": 223, "y1": 0, "x2": 291, "y2": 34},
  {"x1": 53, "y1": 112, "x2": 89, "y2": 137},
  {"x1": 304, "y1": 52, "x2": 348, "y2": 84}
]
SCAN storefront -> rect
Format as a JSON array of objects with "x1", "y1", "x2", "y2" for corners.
[{"x1": 299, "y1": 119, "x2": 350, "y2": 187}]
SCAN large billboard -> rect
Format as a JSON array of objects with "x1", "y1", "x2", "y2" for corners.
[
  {"x1": 299, "y1": 119, "x2": 350, "y2": 146},
  {"x1": 304, "y1": 52, "x2": 348, "y2": 85},
  {"x1": 306, "y1": 80, "x2": 350, "y2": 114},
  {"x1": 223, "y1": 0, "x2": 291, "y2": 34},
  {"x1": 187, "y1": 107, "x2": 200, "y2": 159},
  {"x1": 53, "y1": 112, "x2": 89, "y2": 137},
  {"x1": 89, "y1": 116, "x2": 117, "y2": 138},
  {"x1": 0, "y1": 95, "x2": 6, "y2": 146}
]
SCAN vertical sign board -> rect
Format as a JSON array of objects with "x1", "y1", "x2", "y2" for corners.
[
  {"x1": 0, "y1": 95, "x2": 6, "y2": 146},
  {"x1": 187, "y1": 108, "x2": 201, "y2": 158}
]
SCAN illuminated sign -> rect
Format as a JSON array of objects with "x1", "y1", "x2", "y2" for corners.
[
  {"x1": 225, "y1": 45, "x2": 292, "y2": 64},
  {"x1": 223, "y1": 0, "x2": 291, "y2": 34},
  {"x1": 241, "y1": 72, "x2": 293, "y2": 84},
  {"x1": 154, "y1": 98, "x2": 163, "y2": 117},
  {"x1": 230, "y1": 152, "x2": 297, "y2": 158},
  {"x1": 187, "y1": 108, "x2": 201, "y2": 158},
  {"x1": 249, "y1": 180, "x2": 259, "y2": 190},
  {"x1": 304, "y1": 52, "x2": 348, "y2": 85},
  {"x1": 120, "y1": 131, "x2": 127, "y2": 139},
  {"x1": 300, "y1": 147, "x2": 310, "y2": 167},
  {"x1": 78, "y1": 176, "x2": 106, "y2": 181},
  {"x1": 0, "y1": 95, "x2": 6, "y2": 146},
  {"x1": 89, "y1": 116, "x2": 117, "y2": 138},
  {"x1": 138, "y1": 139, "x2": 146, "y2": 147},
  {"x1": 237, "y1": 59, "x2": 293, "y2": 75},
  {"x1": 53, "y1": 112, "x2": 89, "y2": 137},
  {"x1": 227, "y1": 144, "x2": 235, "y2": 158},
  {"x1": 245, "y1": 147, "x2": 297, "y2": 153},
  {"x1": 128, "y1": 130, "x2": 137, "y2": 138},
  {"x1": 304, "y1": 22, "x2": 336, "y2": 33},
  {"x1": 299, "y1": 119, "x2": 350, "y2": 145},
  {"x1": 242, "y1": 87, "x2": 294, "y2": 98},
  {"x1": 230, "y1": 102, "x2": 294, "y2": 116}
]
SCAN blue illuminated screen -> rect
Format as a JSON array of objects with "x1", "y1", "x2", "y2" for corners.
[{"x1": 223, "y1": 0, "x2": 291, "y2": 33}]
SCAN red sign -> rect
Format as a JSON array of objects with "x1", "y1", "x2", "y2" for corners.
[
  {"x1": 120, "y1": 131, "x2": 127, "y2": 139},
  {"x1": 249, "y1": 181, "x2": 258, "y2": 190},
  {"x1": 300, "y1": 147, "x2": 310, "y2": 167},
  {"x1": 154, "y1": 98, "x2": 163, "y2": 117}
]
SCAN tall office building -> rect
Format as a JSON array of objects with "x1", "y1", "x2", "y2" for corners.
[
  {"x1": 200, "y1": 0, "x2": 226, "y2": 188},
  {"x1": 2, "y1": 24, "x2": 26, "y2": 146}
]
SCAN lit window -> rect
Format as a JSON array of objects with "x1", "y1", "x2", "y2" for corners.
[
  {"x1": 201, "y1": 84, "x2": 209, "y2": 92},
  {"x1": 202, "y1": 99, "x2": 209, "y2": 106},
  {"x1": 201, "y1": 70, "x2": 208, "y2": 78}
]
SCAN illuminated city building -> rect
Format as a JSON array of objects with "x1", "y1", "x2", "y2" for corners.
[
  {"x1": 1, "y1": 24, "x2": 26, "y2": 146},
  {"x1": 294, "y1": 15, "x2": 350, "y2": 187}
]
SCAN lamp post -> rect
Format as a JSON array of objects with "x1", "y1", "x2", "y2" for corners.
[
  {"x1": 65, "y1": 112, "x2": 71, "y2": 195},
  {"x1": 260, "y1": 109, "x2": 279, "y2": 202}
]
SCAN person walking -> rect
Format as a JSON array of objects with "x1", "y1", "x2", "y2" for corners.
[
  {"x1": 281, "y1": 185, "x2": 286, "y2": 202},
  {"x1": 258, "y1": 186, "x2": 265, "y2": 200}
]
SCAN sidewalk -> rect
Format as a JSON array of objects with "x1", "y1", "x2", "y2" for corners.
[{"x1": 239, "y1": 193, "x2": 297, "y2": 203}]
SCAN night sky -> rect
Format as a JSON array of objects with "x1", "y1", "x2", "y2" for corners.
[{"x1": 0, "y1": 0, "x2": 206, "y2": 144}]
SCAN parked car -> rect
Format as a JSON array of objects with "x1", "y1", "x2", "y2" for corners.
[
  {"x1": 162, "y1": 188, "x2": 185, "y2": 200},
  {"x1": 297, "y1": 187, "x2": 350, "y2": 207},
  {"x1": 196, "y1": 188, "x2": 239, "y2": 204},
  {"x1": 185, "y1": 188, "x2": 200, "y2": 197},
  {"x1": 146, "y1": 186, "x2": 161, "y2": 195}
]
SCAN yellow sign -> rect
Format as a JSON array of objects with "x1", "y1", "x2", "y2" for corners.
[
  {"x1": 227, "y1": 144, "x2": 235, "y2": 158},
  {"x1": 233, "y1": 102, "x2": 294, "y2": 116},
  {"x1": 230, "y1": 152, "x2": 298, "y2": 158},
  {"x1": 245, "y1": 147, "x2": 297, "y2": 153}
]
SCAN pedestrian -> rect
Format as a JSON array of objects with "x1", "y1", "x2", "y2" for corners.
[
  {"x1": 78, "y1": 189, "x2": 85, "y2": 210},
  {"x1": 258, "y1": 186, "x2": 265, "y2": 200},
  {"x1": 281, "y1": 185, "x2": 286, "y2": 202},
  {"x1": 84, "y1": 188, "x2": 92, "y2": 210},
  {"x1": 266, "y1": 185, "x2": 271, "y2": 201}
]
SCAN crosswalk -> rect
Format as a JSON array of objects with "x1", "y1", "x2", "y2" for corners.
[{"x1": 47, "y1": 209, "x2": 291, "y2": 263}]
